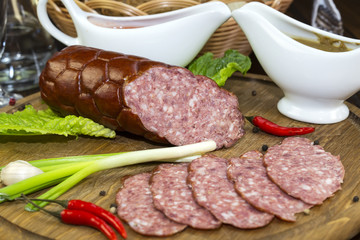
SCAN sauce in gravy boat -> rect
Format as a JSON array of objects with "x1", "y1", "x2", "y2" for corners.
[
  {"x1": 232, "y1": 2, "x2": 360, "y2": 124},
  {"x1": 37, "y1": 0, "x2": 231, "y2": 66}
]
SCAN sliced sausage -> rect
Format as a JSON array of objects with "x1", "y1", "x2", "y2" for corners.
[
  {"x1": 150, "y1": 163, "x2": 221, "y2": 229},
  {"x1": 228, "y1": 151, "x2": 312, "y2": 222},
  {"x1": 39, "y1": 45, "x2": 245, "y2": 148},
  {"x1": 187, "y1": 155, "x2": 274, "y2": 229},
  {"x1": 115, "y1": 173, "x2": 187, "y2": 236},
  {"x1": 263, "y1": 137, "x2": 345, "y2": 205}
]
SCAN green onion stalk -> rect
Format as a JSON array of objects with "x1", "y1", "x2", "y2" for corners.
[
  {"x1": 0, "y1": 140, "x2": 216, "y2": 210},
  {"x1": 28, "y1": 152, "x2": 122, "y2": 171},
  {"x1": 0, "y1": 162, "x2": 91, "y2": 202}
]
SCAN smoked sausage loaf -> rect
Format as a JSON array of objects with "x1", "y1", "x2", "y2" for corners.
[{"x1": 39, "y1": 45, "x2": 245, "y2": 148}]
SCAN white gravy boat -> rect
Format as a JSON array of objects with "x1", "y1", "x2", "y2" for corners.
[
  {"x1": 232, "y1": 2, "x2": 360, "y2": 124},
  {"x1": 37, "y1": 0, "x2": 231, "y2": 67}
]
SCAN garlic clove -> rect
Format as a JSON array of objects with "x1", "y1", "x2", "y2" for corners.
[{"x1": 0, "y1": 160, "x2": 44, "y2": 186}]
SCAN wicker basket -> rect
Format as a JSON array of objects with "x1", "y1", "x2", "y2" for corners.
[{"x1": 46, "y1": 0, "x2": 293, "y2": 57}]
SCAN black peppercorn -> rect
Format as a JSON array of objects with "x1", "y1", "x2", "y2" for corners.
[
  {"x1": 252, "y1": 127, "x2": 260, "y2": 133},
  {"x1": 262, "y1": 145, "x2": 268, "y2": 151},
  {"x1": 313, "y1": 140, "x2": 320, "y2": 145},
  {"x1": 251, "y1": 90, "x2": 257, "y2": 96},
  {"x1": 99, "y1": 190, "x2": 106, "y2": 196},
  {"x1": 353, "y1": 196, "x2": 359, "y2": 202},
  {"x1": 17, "y1": 104, "x2": 26, "y2": 111}
]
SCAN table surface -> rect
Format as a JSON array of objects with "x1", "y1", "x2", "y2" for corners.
[
  {"x1": 0, "y1": 75, "x2": 360, "y2": 240},
  {"x1": 1, "y1": 1, "x2": 360, "y2": 239}
]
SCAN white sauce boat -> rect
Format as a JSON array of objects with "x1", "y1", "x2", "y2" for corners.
[
  {"x1": 37, "y1": 0, "x2": 231, "y2": 67},
  {"x1": 232, "y1": 2, "x2": 360, "y2": 124}
]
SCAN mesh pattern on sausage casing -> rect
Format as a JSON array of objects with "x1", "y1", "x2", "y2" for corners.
[{"x1": 40, "y1": 45, "x2": 245, "y2": 148}]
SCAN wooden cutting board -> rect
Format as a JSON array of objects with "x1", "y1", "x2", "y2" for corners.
[{"x1": 0, "y1": 75, "x2": 359, "y2": 240}]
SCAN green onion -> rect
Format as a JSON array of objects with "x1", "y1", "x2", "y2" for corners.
[
  {"x1": 28, "y1": 152, "x2": 122, "y2": 170},
  {"x1": 39, "y1": 161, "x2": 96, "y2": 172},
  {"x1": 5, "y1": 177, "x2": 68, "y2": 201},
  {"x1": 0, "y1": 140, "x2": 216, "y2": 210},
  {"x1": 0, "y1": 161, "x2": 91, "y2": 202}
]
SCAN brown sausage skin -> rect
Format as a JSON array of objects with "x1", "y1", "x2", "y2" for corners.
[
  {"x1": 40, "y1": 45, "x2": 245, "y2": 148},
  {"x1": 40, "y1": 45, "x2": 168, "y2": 143}
]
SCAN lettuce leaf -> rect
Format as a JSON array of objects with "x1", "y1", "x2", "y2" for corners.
[
  {"x1": 188, "y1": 49, "x2": 251, "y2": 87},
  {"x1": 0, "y1": 105, "x2": 116, "y2": 138}
]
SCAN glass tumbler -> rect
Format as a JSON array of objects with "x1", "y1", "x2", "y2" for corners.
[
  {"x1": 0, "y1": 0, "x2": 56, "y2": 92},
  {"x1": 0, "y1": 0, "x2": 7, "y2": 57},
  {"x1": 0, "y1": 0, "x2": 19, "y2": 108}
]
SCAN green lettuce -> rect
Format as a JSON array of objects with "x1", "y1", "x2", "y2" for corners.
[
  {"x1": 0, "y1": 105, "x2": 116, "y2": 138},
  {"x1": 188, "y1": 49, "x2": 251, "y2": 87}
]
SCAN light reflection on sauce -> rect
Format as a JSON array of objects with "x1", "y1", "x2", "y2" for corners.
[{"x1": 292, "y1": 35, "x2": 351, "y2": 52}]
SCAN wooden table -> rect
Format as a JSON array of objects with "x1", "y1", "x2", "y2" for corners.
[{"x1": 0, "y1": 75, "x2": 360, "y2": 240}]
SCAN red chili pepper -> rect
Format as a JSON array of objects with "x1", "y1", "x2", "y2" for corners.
[
  {"x1": 67, "y1": 200, "x2": 126, "y2": 239},
  {"x1": 9, "y1": 97, "x2": 16, "y2": 106},
  {"x1": 26, "y1": 198, "x2": 126, "y2": 239},
  {"x1": 60, "y1": 209, "x2": 118, "y2": 240},
  {"x1": 20, "y1": 195, "x2": 118, "y2": 240},
  {"x1": 246, "y1": 116, "x2": 315, "y2": 136}
]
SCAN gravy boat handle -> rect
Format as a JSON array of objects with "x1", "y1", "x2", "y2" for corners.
[{"x1": 37, "y1": 0, "x2": 79, "y2": 46}]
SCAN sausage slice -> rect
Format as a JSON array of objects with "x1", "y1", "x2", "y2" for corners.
[{"x1": 263, "y1": 137, "x2": 345, "y2": 205}]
